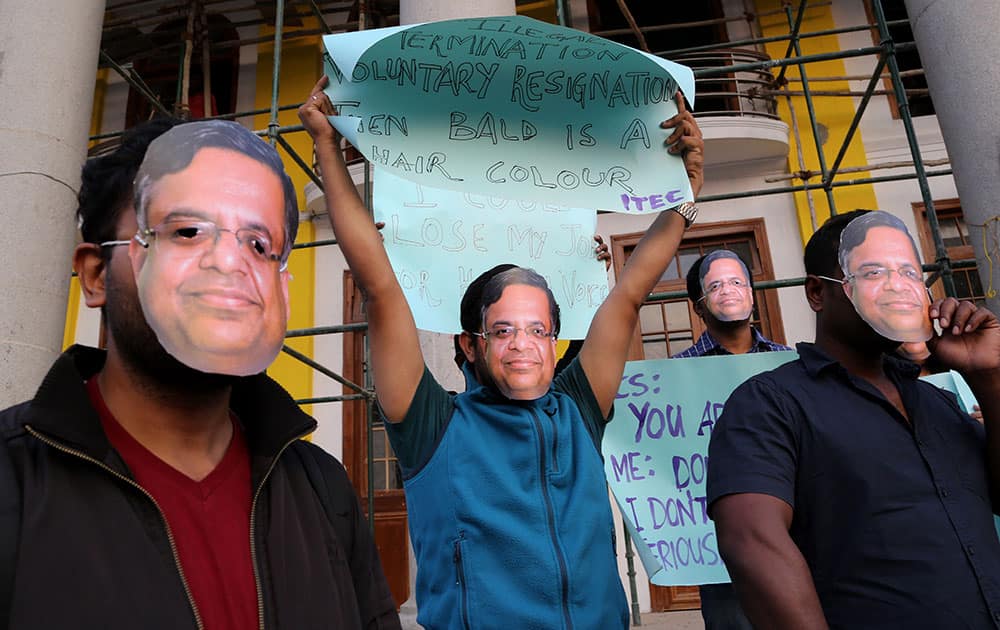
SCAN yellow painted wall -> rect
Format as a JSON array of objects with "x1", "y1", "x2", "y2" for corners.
[
  {"x1": 517, "y1": 1, "x2": 558, "y2": 24},
  {"x1": 255, "y1": 30, "x2": 321, "y2": 415},
  {"x1": 756, "y1": 1, "x2": 879, "y2": 244},
  {"x1": 62, "y1": 277, "x2": 82, "y2": 351}
]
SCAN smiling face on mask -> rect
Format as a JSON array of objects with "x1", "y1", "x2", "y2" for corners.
[
  {"x1": 839, "y1": 213, "x2": 932, "y2": 343},
  {"x1": 130, "y1": 145, "x2": 291, "y2": 376},
  {"x1": 699, "y1": 255, "x2": 754, "y2": 323}
]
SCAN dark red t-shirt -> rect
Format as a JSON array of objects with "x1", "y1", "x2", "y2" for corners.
[{"x1": 87, "y1": 379, "x2": 258, "y2": 630}]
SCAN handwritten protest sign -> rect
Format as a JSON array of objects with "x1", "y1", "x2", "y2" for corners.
[
  {"x1": 322, "y1": 15, "x2": 695, "y2": 212},
  {"x1": 604, "y1": 352, "x2": 798, "y2": 585},
  {"x1": 373, "y1": 168, "x2": 607, "y2": 338}
]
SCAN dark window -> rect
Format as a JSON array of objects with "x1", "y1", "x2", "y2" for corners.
[
  {"x1": 865, "y1": 0, "x2": 935, "y2": 118},
  {"x1": 613, "y1": 219, "x2": 785, "y2": 359},
  {"x1": 913, "y1": 199, "x2": 985, "y2": 307},
  {"x1": 123, "y1": 15, "x2": 240, "y2": 125}
]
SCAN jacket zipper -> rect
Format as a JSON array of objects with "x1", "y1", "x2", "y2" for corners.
[
  {"x1": 453, "y1": 535, "x2": 472, "y2": 630},
  {"x1": 249, "y1": 433, "x2": 309, "y2": 630},
  {"x1": 550, "y1": 412, "x2": 559, "y2": 474},
  {"x1": 529, "y1": 409, "x2": 574, "y2": 630},
  {"x1": 26, "y1": 425, "x2": 204, "y2": 630}
]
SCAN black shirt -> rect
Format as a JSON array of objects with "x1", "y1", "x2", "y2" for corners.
[{"x1": 707, "y1": 342, "x2": 1000, "y2": 629}]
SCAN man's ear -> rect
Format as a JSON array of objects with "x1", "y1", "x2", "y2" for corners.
[
  {"x1": 692, "y1": 298, "x2": 706, "y2": 321},
  {"x1": 804, "y1": 275, "x2": 826, "y2": 313},
  {"x1": 458, "y1": 331, "x2": 479, "y2": 363},
  {"x1": 73, "y1": 244, "x2": 109, "y2": 308}
]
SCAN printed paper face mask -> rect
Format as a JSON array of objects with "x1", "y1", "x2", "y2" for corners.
[
  {"x1": 838, "y1": 211, "x2": 931, "y2": 343},
  {"x1": 698, "y1": 251, "x2": 753, "y2": 322},
  {"x1": 129, "y1": 122, "x2": 292, "y2": 376}
]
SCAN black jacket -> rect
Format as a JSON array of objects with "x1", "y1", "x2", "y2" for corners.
[{"x1": 1, "y1": 345, "x2": 400, "y2": 629}]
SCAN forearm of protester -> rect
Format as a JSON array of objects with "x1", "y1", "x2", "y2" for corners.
[
  {"x1": 578, "y1": 94, "x2": 703, "y2": 416},
  {"x1": 299, "y1": 76, "x2": 424, "y2": 422}
]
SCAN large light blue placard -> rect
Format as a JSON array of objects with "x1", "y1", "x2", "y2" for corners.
[
  {"x1": 606, "y1": 356, "x2": 989, "y2": 586},
  {"x1": 604, "y1": 352, "x2": 798, "y2": 586},
  {"x1": 373, "y1": 168, "x2": 607, "y2": 338},
  {"x1": 322, "y1": 15, "x2": 695, "y2": 213}
]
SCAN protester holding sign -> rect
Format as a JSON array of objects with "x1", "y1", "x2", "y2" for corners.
[
  {"x1": 300, "y1": 75, "x2": 703, "y2": 629},
  {"x1": 708, "y1": 209, "x2": 1000, "y2": 629}
]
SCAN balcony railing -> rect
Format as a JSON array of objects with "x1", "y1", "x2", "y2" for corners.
[{"x1": 672, "y1": 49, "x2": 779, "y2": 120}]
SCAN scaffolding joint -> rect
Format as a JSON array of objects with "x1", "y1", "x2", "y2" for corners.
[{"x1": 935, "y1": 255, "x2": 953, "y2": 276}]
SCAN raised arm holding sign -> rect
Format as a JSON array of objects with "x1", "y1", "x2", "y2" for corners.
[{"x1": 300, "y1": 73, "x2": 703, "y2": 628}]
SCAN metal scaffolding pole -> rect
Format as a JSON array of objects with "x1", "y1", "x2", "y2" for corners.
[
  {"x1": 871, "y1": 0, "x2": 956, "y2": 296},
  {"x1": 648, "y1": 259, "x2": 978, "y2": 303},
  {"x1": 267, "y1": 0, "x2": 285, "y2": 147},
  {"x1": 783, "y1": 2, "x2": 836, "y2": 215},
  {"x1": 99, "y1": 50, "x2": 173, "y2": 117},
  {"x1": 824, "y1": 54, "x2": 888, "y2": 185},
  {"x1": 660, "y1": 19, "x2": 910, "y2": 58},
  {"x1": 773, "y1": 0, "x2": 808, "y2": 86}
]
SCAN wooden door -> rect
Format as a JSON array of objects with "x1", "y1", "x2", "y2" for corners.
[{"x1": 343, "y1": 272, "x2": 410, "y2": 607}]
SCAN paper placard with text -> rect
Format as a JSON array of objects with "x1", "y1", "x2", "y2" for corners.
[
  {"x1": 373, "y1": 168, "x2": 607, "y2": 338},
  {"x1": 604, "y1": 351, "x2": 798, "y2": 585},
  {"x1": 322, "y1": 15, "x2": 695, "y2": 212}
]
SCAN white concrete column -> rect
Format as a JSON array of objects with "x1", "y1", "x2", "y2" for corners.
[
  {"x1": 0, "y1": 0, "x2": 107, "y2": 405},
  {"x1": 904, "y1": 0, "x2": 1000, "y2": 314},
  {"x1": 400, "y1": 0, "x2": 515, "y2": 25}
]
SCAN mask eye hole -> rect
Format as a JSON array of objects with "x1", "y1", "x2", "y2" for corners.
[
  {"x1": 491, "y1": 326, "x2": 515, "y2": 340},
  {"x1": 244, "y1": 234, "x2": 270, "y2": 258},
  {"x1": 170, "y1": 222, "x2": 209, "y2": 241}
]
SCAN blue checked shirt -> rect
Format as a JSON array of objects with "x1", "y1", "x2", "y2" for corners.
[{"x1": 672, "y1": 327, "x2": 791, "y2": 358}]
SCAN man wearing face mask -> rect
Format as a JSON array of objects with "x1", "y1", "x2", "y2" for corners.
[
  {"x1": 707, "y1": 209, "x2": 1000, "y2": 629},
  {"x1": 674, "y1": 250, "x2": 791, "y2": 360},
  {"x1": 0, "y1": 120, "x2": 399, "y2": 629},
  {"x1": 838, "y1": 210, "x2": 933, "y2": 344},
  {"x1": 673, "y1": 249, "x2": 790, "y2": 630},
  {"x1": 300, "y1": 76, "x2": 705, "y2": 629}
]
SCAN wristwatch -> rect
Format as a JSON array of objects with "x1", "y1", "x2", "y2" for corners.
[{"x1": 672, "y1": 201, "x2": 698, "y2": 228}]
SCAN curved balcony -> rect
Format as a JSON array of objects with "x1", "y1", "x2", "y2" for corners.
[{"x1": 673, "y1": 48, "x2": 790, "y2": 165}]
